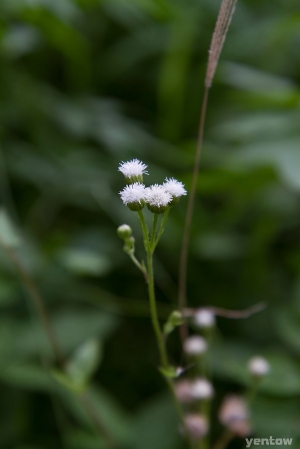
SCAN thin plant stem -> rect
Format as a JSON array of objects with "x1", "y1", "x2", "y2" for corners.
[
  {"x1": 137, "y1": 211, "x2": 190, "y2": 443},
  {"x1": 128, "y1": 252, "x2": 148, "y2": 281},
  {"x1": 147, "y1": 243, "x2": 168, "y2": 367},
  {"x1": 178, "y1": 0, "x2": 239, "y2": 341},
  {"x1": 150, "y1": 213, "x2": 159, "y2": 250},
  {"x1": 137, "y1": 210, "x2": 149, "y2": 251},
  {"x1": 178, "y1": 86, "x2": 210, "y2": 341},
  {"x1": 154, "y1": 208, "x2": 170, "y2": 249}
]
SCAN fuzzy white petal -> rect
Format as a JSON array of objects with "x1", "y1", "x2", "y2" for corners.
[
  {"x1": 145, "y1": 184, "x2": 172, "y2": 207},
  {"x1": 163, "y1": 177, "x2": 187, "y2": 198},
  {"x1": 119, "y1": 183, "x2": 146, "y2": 205},
  {"x1": 118, "y1": 159, "x2": 148, "y2": 178}
]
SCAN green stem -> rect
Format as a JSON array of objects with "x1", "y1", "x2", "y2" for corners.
[
  {"x1": 128, "y1": 252, "x2": 148, "y2": 281},
  {"x1": 137, "y1": 211, "x2": 188, "y2": 442},
  {"x1": 150, "y1": 213, "x2": 159, "y2": 250},
  {"x1": 154, "y1": 209, "x2": 170, "y2": 249},
  {"x1": 147, "y1": 248, "x2": 168, "y2": 367},
  {"x1": 137, "y1": 210, "x2": 149, "y2": 251}
]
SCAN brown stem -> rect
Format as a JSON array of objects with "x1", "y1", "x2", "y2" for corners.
[
  {"x1": 183, "y1": 302, "x2": 266, "y2": 320},
  {"x1": 178, "y1": 86, "x2": 210, "y2": 342}
]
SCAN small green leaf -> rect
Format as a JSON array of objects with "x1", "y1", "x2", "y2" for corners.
[
  {"x1": 51, "y1": 369, "x2": 84, "y2": 393},
  {"x1": 66, "y1": 339, "x2": 102, "y2": 387},
  {"x1": 0, "y1": 209, "x2": 21, "y2": 247},
  {"x1": 159, "y1": 366, "x2": 178, "y2": 379}
]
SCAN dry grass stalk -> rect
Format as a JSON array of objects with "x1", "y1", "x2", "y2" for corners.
[
  {"x1": 205, "y1": 0, "x2": 238, "y2": 88},
  {"x1": 178, "y1": 0, "x2": 239, "y2": 335}
]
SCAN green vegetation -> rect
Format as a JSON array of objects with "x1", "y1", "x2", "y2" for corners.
[{"x1": 0, "y1": 0, "x2": 300, "y2": 448}]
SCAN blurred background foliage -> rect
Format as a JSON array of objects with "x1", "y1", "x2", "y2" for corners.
[{"x1": 0, "y1": 0, "x2": 300, "y2": 448}]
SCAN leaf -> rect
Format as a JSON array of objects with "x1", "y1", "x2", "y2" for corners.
[
  {"x1": 133, "y1": 393, "x2": 181, "y2": 449},
  {"x1": 61, "y1": 385, "x2": 133, "y2": 447},
  {"x1": 159, "y1": 366, "x2": 178, "y2": 379},
  {"x1": 0, "y1": 209, "x2": 21, "y2": 247},
  {"x1": 66, "y1": 339, "x2": 102, "y2": 387},
  {"x1": 59, "y1": 248, "x2": 111, "y2": 276},
  {"x1": 0, "y1": 363, "x2": 56, "y2": 392},
  {"x1": 275, "y1": 307, "x2": 300, "y2": 353},
  {"x1": 15, "y1": 308, "x2": 118, "y2": 358}
]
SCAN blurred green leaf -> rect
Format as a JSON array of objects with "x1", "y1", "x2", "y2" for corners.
[
  {"x1": 133, "y1": 393, "x2": 181, "y2": 449},
  {"x1": 59, "y1": 248, "x2": 111, "y2": 276},
  {"x1": 66, "y1": 339, "x2": 102, "y2": 387},
  {"x1": 0, "y1": 209, "x2": 21, "y2": 247}
]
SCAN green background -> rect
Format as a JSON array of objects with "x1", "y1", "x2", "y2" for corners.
[{"x1": 0, "y1": 0, "x2": 300, "y2": 448}]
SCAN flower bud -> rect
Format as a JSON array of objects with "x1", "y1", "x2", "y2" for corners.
[
  {"x1": 219, "y1": 395, "x2": 251, "y2": 437},
  {"x1": 169, "y1": 310, "x2": 183, "y2": 326},
  {"x1": 183, "y1": 336, "x2": 207, "y2": 356},
  {"x1": 194, "y1": 309, "x2": 215, "y2": 329},
  {"x1": 175, "y1": 380, "x2": 193, "y2": 403},
  {"x1": 190, "y1": 378, "x2": 214, "y2": 400},
  {"x1": 184, "y1": 414, "x2": 208, "y2": 440},
  {"x1": 117, "y1": 224, "x2": 132, "y2": 240},
  {"x1": 248, "y1": 356, "x2": 270, "y2": 377}
]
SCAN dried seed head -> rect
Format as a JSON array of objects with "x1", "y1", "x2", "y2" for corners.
[{"x1": 205, "y1": 0, "x2": 238, "y2": 88}]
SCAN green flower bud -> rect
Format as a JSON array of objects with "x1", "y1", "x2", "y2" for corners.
[{"x1": 117, "y1": 224, "x2": 132, "y2": 240}]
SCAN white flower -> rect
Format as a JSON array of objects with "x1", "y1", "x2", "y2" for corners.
[
  {"x1": 183, "y1": 336, "x2": 207, "y2": 355},
  {"x1": 191, "y1": 378, "x2": 214, "y2": 400},
  {"x1": 118, "y1": 159, "x2": 148, "y2": 183},
  {"x1": 119, "y1": 183, "x2": 146, "y2": 211},
  {"x1": 194, "y1": 309, "x2": 215, "y2": 328},
  {"x1": 248, "y1": 356, "x2": 270, "y2": 377},
  {"x1": 163, "y1": 177, "x2": 187, "y2": 199},
  {"x1": 145, "y1": 184, "x2": 172, "y2": 214}
]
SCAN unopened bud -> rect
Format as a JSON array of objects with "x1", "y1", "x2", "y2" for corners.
[
  {"x1": 248, "y1": 356, "x2": 270, "y2": 377},
  {"x1": 183, "y1": 336, "x2": 207, "y2": 356},
  {"x1": 117, "y1": 224, "x2": 132, "y2": 240},
  {"x1": 194, "y1": 309, "x2": 215, "y2": 328},
  {"x1": 190, "y1": 378, "x2": 214, "y2": 400},
  {"x1": 184, "y1": 414, "x2": 208, "y2": 440},
  {"x1": 170, "y1": 310, "x2": 183, "y2": 326},
  {"x1": 175, "y1": 380, "x2": 193, "y2": 403},
  {"x1": 219, "y1": 395, "x2": 251, "y2": 437}
]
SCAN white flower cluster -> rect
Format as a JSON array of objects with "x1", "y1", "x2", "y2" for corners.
[{"x1": 118, "y1": 159, "x2": 187, "y2": 213}]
